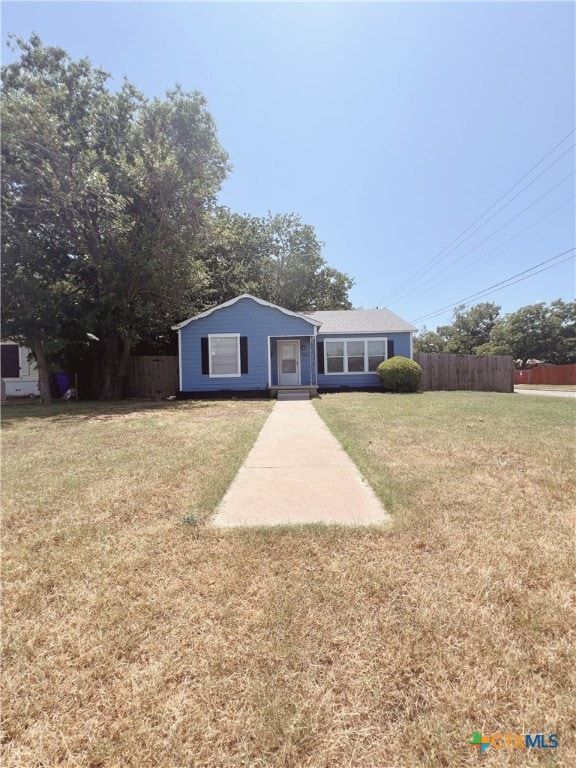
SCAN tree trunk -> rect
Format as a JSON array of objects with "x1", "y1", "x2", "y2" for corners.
[
  {"x1": 99, "y1": 331, "x2": 132, "y2": 400},
  {"x1": 30, "y1": 338, "x2": 52, "y2": 404},
  {"x1": 113, "y1": 340, "x2": 132, "y2": 400}
]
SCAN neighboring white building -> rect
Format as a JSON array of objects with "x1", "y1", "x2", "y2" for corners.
[{"x1": 0, "y1": 341, "x2": 40, "y2": 396}]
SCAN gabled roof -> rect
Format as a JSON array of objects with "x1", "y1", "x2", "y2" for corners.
[
  {"x1": 307, "y1": 308, "x2": 417, "y2": 334},
  {"x1": 171, "y1": 293, "x2": 322, "y2": 330}
]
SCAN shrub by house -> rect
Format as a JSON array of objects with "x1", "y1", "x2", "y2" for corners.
[{"x1": 377, "y1": 357, "x2": 422, "y2": 393}]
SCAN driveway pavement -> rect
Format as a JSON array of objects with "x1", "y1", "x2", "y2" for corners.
[
  {"x1": 211, "y1": 400, "x2": 390, "y2": 527},
  {"x1": 514, "y1": 388, "x2": 576, "y2": 399}
]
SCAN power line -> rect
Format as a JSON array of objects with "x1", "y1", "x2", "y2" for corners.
[
  {"x1": 381, "y1": 128, "x2": 576, "y2": 304},
  {"x1": 386, "y1": 160, "x2": 575, "y2": 306},
  {"x1": 382, "y1": 132, "x2": 575, "y2": 304},
  {"x1": 412, "y1": 248, "x2": 575, "y2": 324},
  {"x1": 412, "y1": 248, "x2": 576, "y2": 324},
  {"x1": 391, "y1": 195, "x2": 575, "y2": 312},
  {"x1": 389, "y1": 169, "x2": 576, "y2": 308}
]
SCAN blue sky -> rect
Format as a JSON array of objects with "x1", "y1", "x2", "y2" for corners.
[{"x1": 2, "y1": 1, "x2": 575, "y2": 329}]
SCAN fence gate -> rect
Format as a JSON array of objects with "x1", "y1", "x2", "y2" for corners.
[{"x1": 125, "y1": 356, "x2": 179, "y2": 398}]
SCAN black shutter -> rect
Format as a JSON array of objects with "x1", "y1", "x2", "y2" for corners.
[
  {"x1": 201, "y1": 337, "x2": 209, "y2": 375},
  {"x1": 317, "y1": 341, "x2": 324, "y2": 374},
  {"x1": 1, "y1": 345, "x2": 20, "y2": 378},
  {"x1": 240, "y1": 337, "x2": 248, "y2": 374},
  {"x1": 387, "y1": 340, "x2": 395, "y2": 359}
]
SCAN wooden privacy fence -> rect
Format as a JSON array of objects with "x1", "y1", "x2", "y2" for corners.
[
  {"x1": 414, "y1": 353, "x2": 514, "y2": 392},
  {"x1": 85, "y1": 354, "x2": 518, "y2": 398},
  {"x1": 125, "y1": 356, "x2": 179, "y2": 398},
  {"x1": 514, "y1": 364, "x2": 576, "y2": 386}
]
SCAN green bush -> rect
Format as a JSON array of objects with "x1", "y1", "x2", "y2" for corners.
[{"x1": 377, "y1": 356, "x2": 422, "y2": 393}]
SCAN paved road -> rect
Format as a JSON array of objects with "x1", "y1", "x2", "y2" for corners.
[
  {"x1": 211, "y1": 400, "x2": 390, "y2": 527},
  {"x1": 514, "y1": 388, "x2": 576, "y2": 399}
]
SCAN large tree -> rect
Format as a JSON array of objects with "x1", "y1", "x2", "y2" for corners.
[
  {"x1": 86, "y1": 84, "x2": 229, "y2": 398},
  {"x1": 196, "y1": 209, "x2": 354, "y2": 312},
  {"x1": 259, "y1": 213, "x2": 353, "y2": 311},
  {"x1": 413, "y1": 327, "x2": 447, "y2": 354},
  {"x1": 476, "y1": 300, "x2": 576, "y2": 367},
  {"x1": 417, "y1": 298, "x2": 576, "y2": 367},
  {"x1": 1, "y1": 36, "x2": 229, "y2": 399},
  {"x1": 1, "y1": 36, "x2": 119, "y2": 401},
  {"x1": 2, "y1": 37, "x2": 353, "y2": 401},
  {"x1": 436, "y1": 302, "x2": 501, "y2": 355},
  {"x1": 551, "y1": 299, "x2": 576, "y2": 364},
  {"x1": 195, "y1": 208, "x2": 270, "y2": 307}
]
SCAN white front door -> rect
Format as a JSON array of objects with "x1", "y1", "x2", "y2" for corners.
[{"x1": 278, "y1": 340, "x2": 300, "y2": 385}]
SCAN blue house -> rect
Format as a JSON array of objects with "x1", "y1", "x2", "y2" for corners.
[{"x1": 173, "y1": 294, "x2": 416, "y2": 397}]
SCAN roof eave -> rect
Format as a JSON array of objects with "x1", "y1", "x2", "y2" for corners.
[
  {"x1": 172, "y1": 293, "x2": 322, "y2": 330},
  {"x1": 317, "y1": 326, "x2": 418, "y2": 334}
]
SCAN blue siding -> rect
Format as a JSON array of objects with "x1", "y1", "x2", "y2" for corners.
[
  {"x1": 317, "y1": 332, "x2": 412, "y2": 388},
  {"x1": 179, "y1": 298, "x2": 317, "y2": 391}
]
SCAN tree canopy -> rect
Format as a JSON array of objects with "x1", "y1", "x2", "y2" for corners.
[
  {"x1": 195, "y1": 209, "x2": 353, "y2": 313},
  {"x1": 436, "y1": 303, "x2": 501, "y2": 355},
  {"x1": 414, "y1": 299, "x2": 576, "y2": 367},
  {"x1": 1, "y1": 36, "x2": 352, "y2": 400}
]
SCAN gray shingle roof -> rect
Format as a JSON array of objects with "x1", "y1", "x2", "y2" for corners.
[{"x1": 306, "y1": 308, "x2": 417, "y2": 334}]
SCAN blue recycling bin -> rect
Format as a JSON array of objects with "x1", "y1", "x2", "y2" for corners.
[{"x1": 55, "y1": 372, "x2": 71, "y2": 397}]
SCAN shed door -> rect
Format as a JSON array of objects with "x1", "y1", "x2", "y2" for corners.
[{"x1": 278, "y1": 341, "x2": 300, "y2": 386}]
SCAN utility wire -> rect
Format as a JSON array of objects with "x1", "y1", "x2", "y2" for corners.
[
  {"x1": 386, "y1": 157, "x2": 575, "y2": 305},
  {"x1": 414, "y1": 248, "x2": 575, "y2": 323},
  {"x1": 389, "y1": 170, "x2": 576, "y2": 308},
  {"x1": 391, "y1": 195, "x2": 575, "y2": 312},
  {"x1": 381, "y1": 128, "x2": 576, "y2": 304},
  {"x1": 383, "y1": 133, "x2": 575, "y2": 304},
  {"x1": 412, "y1": 248, "x2": 575, "y2": 324},
  {"x1": 414, "y1": 253, "x2": 575, "y2": 323}
]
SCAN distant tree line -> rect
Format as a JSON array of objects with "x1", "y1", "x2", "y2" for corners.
[
  {"x1": 1, "y1": 36, "x2": 353, "y2": 402},
  {"x1": 414, "y1": 300, "x2": 576, "y2": 368}
]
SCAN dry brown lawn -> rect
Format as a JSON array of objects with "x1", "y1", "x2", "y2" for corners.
[{"x1": 2, "y1": 393, "x2": 575, "y2": 767}]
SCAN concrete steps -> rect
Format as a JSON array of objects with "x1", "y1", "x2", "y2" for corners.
[{"x1": 277, "y1": 390, "x2": 310, "y2": 401}]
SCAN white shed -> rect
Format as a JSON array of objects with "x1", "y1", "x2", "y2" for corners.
[{"x1": 0, "y1": 342, "x2": 40, "y2": 397}]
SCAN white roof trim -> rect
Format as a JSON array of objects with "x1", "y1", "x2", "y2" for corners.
[{"x1": 171, "y1": 294, "x2": 322, "y2": 330}]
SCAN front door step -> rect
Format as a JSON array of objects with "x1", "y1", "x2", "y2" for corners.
[{"x1": 277, "y1": 390, "x2": 310, "y2": 401}]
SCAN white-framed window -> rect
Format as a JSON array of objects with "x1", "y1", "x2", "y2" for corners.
[
  {"x1": 367, "y1": 339, "x2": 387, "y2": 371},
  {"x1": 209, "y1": 334, "x2": 241, "y2": 377},
  {"x1": 326, "y1": 340, "x2": 345, "y2": 373},
  {"x1": 324, "y1": 338, "x2": 388, "y2": 374}
]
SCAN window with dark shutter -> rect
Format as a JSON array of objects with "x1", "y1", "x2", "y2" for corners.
[
  {"x1": 387, "y1": 340, "x2": 395, "y2": 359},
  {"x1": 201, "y1": 338, "x2": 209, "y2": 375},
  {"x1": 240, "y1": 337, "x2": 248, "y2": 374},
  {"x1": 317, "y1": 342, "x2": 324, "y2": 374}
]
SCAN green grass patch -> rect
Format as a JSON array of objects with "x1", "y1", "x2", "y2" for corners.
[
  {"x1": 314, "y1": 390, "x2": 575, "y2": 525},
  {"x1": 2, "y1": 393, "x2": 575, "y2": 768}
]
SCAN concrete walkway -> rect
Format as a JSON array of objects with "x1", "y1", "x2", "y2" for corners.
[
  {"x1": 211, "y1": 401, "x2": 390, "y2": 527},
  {"x1": 514, "y1": 387, "x2": 576, "y2": 398}
]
